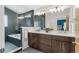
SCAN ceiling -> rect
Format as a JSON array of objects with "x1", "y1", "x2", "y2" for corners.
[{"x1": 5, "y1": 5, "x2": 47, "y2": 14}]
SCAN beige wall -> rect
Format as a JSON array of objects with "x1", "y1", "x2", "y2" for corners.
[
  {"x1": 0, "y1": 5, "x2": 5, "y2": 49},
  {"x1": 74, "y1": 7, "x2": 79, "y2": 53}
]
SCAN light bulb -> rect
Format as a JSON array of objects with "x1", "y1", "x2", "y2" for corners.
[
  {"x1": 57, "y1": 7, "x2": 61, "y2": 12},
  {"x1": 49, "y1": 9, "x2": 54, "y2": 13},
  {"x1": 36, "y1": 12, "x2": 40, "y2": 16},
  {"x1": 42, "y1": 12, "x2": 45, "y2": 15},
  {"x1": 61, "y1": 6, "x2": 65, "y2": 12},
  {"x1": 53, "y1": 8, "x2": 56, "y2": 13}
]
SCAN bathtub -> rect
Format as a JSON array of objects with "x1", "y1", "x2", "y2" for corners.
[
  {"x1": 8, "y1": 34, "x2": 21, "y2": 40},
  {"x1": 8, "y1": 34, "x2": 22, "y2": 47}
]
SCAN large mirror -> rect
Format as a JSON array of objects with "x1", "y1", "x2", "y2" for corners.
[{"x1": 34, "y1": 15, "x2": 45, "y2": 29}]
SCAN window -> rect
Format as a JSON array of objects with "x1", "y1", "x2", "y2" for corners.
[{"x1": 4, "y1": 15, "x2": 8, "y2": 27}]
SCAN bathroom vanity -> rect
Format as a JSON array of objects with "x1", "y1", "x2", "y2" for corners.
[{"x1": 28, "y1": 31, "x2": 75, "y2": 53}]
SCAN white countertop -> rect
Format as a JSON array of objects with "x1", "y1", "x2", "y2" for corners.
[{"x1": 29, "y1": 30, "x2": 75, "y2": 37}]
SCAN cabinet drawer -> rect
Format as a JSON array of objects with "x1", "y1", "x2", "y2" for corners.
[
  {"x1": 52, "y1": 40, "x2": 73, "y2": 53},
  {"x1": 61, "y1": 42, "x2": 73, "y2": 53}
]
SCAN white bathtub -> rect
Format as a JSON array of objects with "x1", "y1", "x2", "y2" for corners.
[{"x1": 8, "y1": 34, "x2": 21, "y2": 40}]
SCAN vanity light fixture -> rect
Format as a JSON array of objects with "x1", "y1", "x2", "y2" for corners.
[
  {"x1": 49, "y1": 8, "x2": 57, "y2": 13},
  {"x1": 35, "y1": 11, "x2": 45, "y2": 16},
  {"x1": 57, "y1": 6, "x2": 61, "y2": 12},
  {"x1": 49, "y1": 6, "x2": 66, "y2": 13},
  {"x1": 35, "y1": 7, "x2": 48, "y2": 16},
  {"x1": 35, "y1": 6, "x2": 69, "y2": 16},
  {"x1": 61, "y1": 6, "x2": 66, "y2": 12},
  {"x1": 52, "y1": 7, "x2": 57, "y2": 13},
  {"x1": 35, "y1": 12, "x2": 41, "y2": 16},
  {"x1": 49, "y1": 9, "x2": 54, "y2": 13}
]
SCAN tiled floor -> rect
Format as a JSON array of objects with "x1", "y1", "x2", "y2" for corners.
[
  {"x1": 4, "y1": 41, "x2": 18, "y2": 53},
  {"x1": 19, "y1": 47, "x2": 43, "y2": 53},
  {"x1": 4, "y1": 42, "x2": 42, "y2": 53}
]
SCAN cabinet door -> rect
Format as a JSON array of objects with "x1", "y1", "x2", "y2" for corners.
[
  {"x1": 38, "y1": 43, "x2": 51, "y2": 53},
  {"x1": 38, "y1": 34, "x2": 52, "y2": 53},
  {"x1": 52, "y1": 40, "x2": 62, "y2": 53},
  {"x1": 61, "y1": 41, "x2": 73, "y2": 53},
  {"x1": 51, "y1": 36, "x2": 73, "y2": 53},
  {"x1": 28, "y1": 33, "x2": 38, "y2": 49}
]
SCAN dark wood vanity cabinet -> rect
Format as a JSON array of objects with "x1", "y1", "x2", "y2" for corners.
[
  {"x1": 28, "y1": 33, "x2": 38, "y2": 49},
  {"x1": 28, "y1": 32, "x2": 75, "y2": 53}
]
